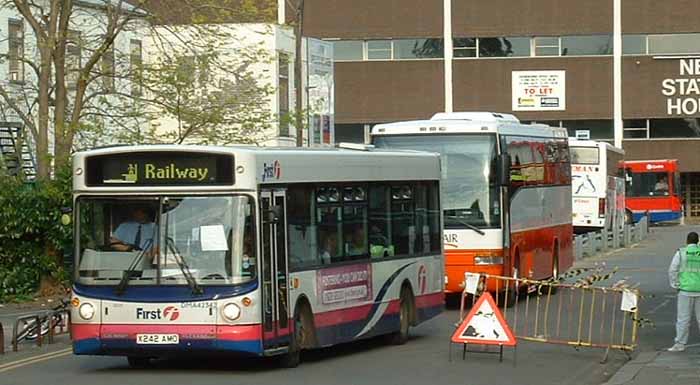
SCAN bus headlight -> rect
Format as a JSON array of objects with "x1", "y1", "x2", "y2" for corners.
[
  {"x1": 474, "y1": 256, "x2": 504, "y2": 265},
  {"x1": 79, "y1": 303, "x2": 95, "y2": 320},
  {"x1": 222, "y1": 303, "x2": 241, "y2": 321}
]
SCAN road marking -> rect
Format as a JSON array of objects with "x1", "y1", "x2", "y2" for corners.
[
  {"x1": 0, "y1": 348, "x2": 72, "y2": 373},
  {"x1": 648, "y1": 298, "x2": 671, "y2": 314}
]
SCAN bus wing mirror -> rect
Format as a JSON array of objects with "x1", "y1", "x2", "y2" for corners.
[{"x1": 497, "y1": 154, "x2": 511, "y2": 186}]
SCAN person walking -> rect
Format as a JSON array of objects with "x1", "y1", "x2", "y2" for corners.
[{"x1": 668, "y1": 231, "x2": 700, "y2": 352}]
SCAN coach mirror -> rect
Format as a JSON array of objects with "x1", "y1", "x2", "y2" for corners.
[{"x1": 497, "y1": 153, "x2": 511, "y2": 187}]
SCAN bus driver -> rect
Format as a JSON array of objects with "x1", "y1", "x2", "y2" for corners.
[{"x1": 110, "y1": 207, "x2": 157, "y2": 252}]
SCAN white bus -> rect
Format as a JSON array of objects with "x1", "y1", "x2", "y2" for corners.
[
  {"x1": 569, "y1": 139, "x2": 625, "y2": 233},
  {"x1": 70, "y1": 145, "x2": 443, "y2": 367},
  {"x1": 372, "y1": 112, "x2": 573, "y2": 300}
]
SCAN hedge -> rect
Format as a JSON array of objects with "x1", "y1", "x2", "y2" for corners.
[{"x1": 0, "y1": 168, "x2": 72, "y2": 301}]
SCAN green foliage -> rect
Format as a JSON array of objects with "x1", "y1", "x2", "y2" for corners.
[{"x1": 0, "y1": 169, "x2": 72, "y2": 301}]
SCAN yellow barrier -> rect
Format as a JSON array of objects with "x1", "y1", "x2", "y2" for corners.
[{"x1": 459, "y1": 274, "x2": 640, "y2": 362}]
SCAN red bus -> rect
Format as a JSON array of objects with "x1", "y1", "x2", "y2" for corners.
[
  {"x1": 621, "y1": 159, "x2": 682, "y2": 223},
  {"x1": 372, "y1": 112, "x2": 573, "y2": 303}
]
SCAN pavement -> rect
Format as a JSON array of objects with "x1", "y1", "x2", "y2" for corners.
[
  {"x1": 586, "y1": 224, "x2": 700, "y2": 385},
  {"x1": 603, "y1": 348, "x2": 700, "y2": 385}
]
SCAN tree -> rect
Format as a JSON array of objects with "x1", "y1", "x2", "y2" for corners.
[
  {"x1": 0, "y1": 0, "x2": 279, "y2": 179},
  {"x1": 129, "y1": 25, "x2": 277, "y2": 145},
  {"x1": 0, "y1": 0, "x2": 149, "y2": 179},
  {"x1": 286, "y1": 0, "x2": 305, "y2": 147}
]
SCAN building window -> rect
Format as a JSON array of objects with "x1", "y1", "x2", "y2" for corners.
[
  {"x1": 623, "y1": 35, "x2": 647, "y2": 55},
  {"x1": 367, "y1": 40, "x2": 392, "y2": 60},
  {"x1": 561, "y1": 35, "x2": 612, "y2": 56},
  {"x1": 453, "y1": 37, "x2": 477, "y2": 57},
  {"x1": 333, "y1": 40, "x2": 363, "y2": 61},
  {"x1": 101, "y1": 40, "x2": 115, "y2": 92},
  {"x1": 278, "y1": 53, "x2": 290, "y2": 137},
  {"x1": 130, "y1": 39, "x2": 143, "y2": 96},
  {"x1": 562, "y1": 120, "x2": 613, "y2": 140},
  {"x1": 66, "y1": 30, "x2": 81, "y2": 89},
  {"x1": 8, "y1": 19, "x2": 23, "y2": 83},
  {"x1": 479, "y1": 37, "x2": 530, "y2": 57},
  {"x1": 534, "y1": 37, "x2": 560, "y2": 56},
  {"x1": 649, "y1": 118, "x2": 700, "y2": 138},
  {"x1": 393, "y1": 39, "x2": 443, "y2": 59},
  {"x1": 623, "y1": 119, "x2": 648, "y2": 139},
  {"x1": 649, "y1": 33, "x2": 700, "y2": 55}
]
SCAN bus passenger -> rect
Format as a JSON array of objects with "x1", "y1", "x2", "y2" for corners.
[
  {"x1": 320, "y1": 232, "x2": 337, "y2": 264},
  {"x1": 346, "y1": 225, "x2": 366, "y2": 256}
]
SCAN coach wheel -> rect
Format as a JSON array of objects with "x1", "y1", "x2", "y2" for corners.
[
  {"x1": 625, "y1": 210, "x2": 633, "y2": 225},
  {"x1": 388, "y1": 286, "x2": 413, "y2": 345},
  {"x1": 127, "y1": 356, "x2": 151, "y2": 368}
]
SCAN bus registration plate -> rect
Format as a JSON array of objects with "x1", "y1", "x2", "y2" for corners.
[{"x1": 136, "y1": 334, "x2": 179, "y2": 344}]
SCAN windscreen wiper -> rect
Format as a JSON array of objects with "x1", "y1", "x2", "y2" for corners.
[
  {"x1": 115, "y1": 239, "x2": 154, "y2": 295},
  {"x1": 445, "y1": 215, "x2": 486, "y2": 236},
  {"x1": 166, "y1": 237, "x2": 203, "y2": 295}
]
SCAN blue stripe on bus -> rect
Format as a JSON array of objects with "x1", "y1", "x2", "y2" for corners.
[
  {"x1": 633, "y1": 211, "x2": 681, "y2": 223},
  {"x1": 315, "y1": 303, "x2": 443, "y2": 346},
  {"x1": 352, "y1": 262, "x2": 414, "y2": 338},
  {"x1": 73, "y1": 281, "x2": 258, "y2": 302},
  {"x1": 73, "y1": 338, "x2": 264, "y2": 356}
]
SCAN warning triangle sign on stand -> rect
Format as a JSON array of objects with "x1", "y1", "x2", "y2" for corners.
[{"x1": 451, "y1": 292, "x2": 517, "y2": 346}]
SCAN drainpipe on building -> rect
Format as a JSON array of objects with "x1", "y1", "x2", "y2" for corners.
[
  {"x1": 443, "y1": 0, "x2": 453, "y2": 113},
  {"x1": 613, "y1": 0, "x2": 623, "y2": 148}
]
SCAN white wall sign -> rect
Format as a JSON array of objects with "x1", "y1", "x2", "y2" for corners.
[
  {"x1": 307, "y1": 38, "x2": 335, "y2": 145},
  {"x1": 661, "y1": 59, "x2": 700, "y2": 115},
  {"x1": 512, "y1": 70, "x2": 566, "y2": 111}
]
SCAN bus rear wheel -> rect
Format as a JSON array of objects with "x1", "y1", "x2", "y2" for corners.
[{"x1": 388, "y1": 287, "x2": 413, "y2": 345}]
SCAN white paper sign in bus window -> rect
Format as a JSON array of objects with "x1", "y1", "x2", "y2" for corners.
[{"x1": 512, "y1": 70, "x2": 566, "y2": 111}]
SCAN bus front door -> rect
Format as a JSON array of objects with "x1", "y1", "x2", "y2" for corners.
[{"x1": 260, "y1": 190, "x2": 291, "y2": 353}]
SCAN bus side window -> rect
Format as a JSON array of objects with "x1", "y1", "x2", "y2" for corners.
[
  {"x1": 287, "y1": 186, "x2": 318, "y2": 269},
  {"x1": 369, "y1": 184, "x2": 392, "y2": 258},
  {"x1": 391, "y1": 185, "x2": 415, "y2": 256}
]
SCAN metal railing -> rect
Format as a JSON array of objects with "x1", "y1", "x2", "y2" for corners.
[
  {"x1": 460, "y1": 273, "x2": 641, "y2": 362},
  {"x1": 574, "y1": 216, "x2": 649, "y2": 260},
  {"x1": 0, "y1": 321, "x2": 4, "y2": 355},
  {"x1": 12, "y1": 315, "x2": 43, "y2": 351},
  {"x1": 10, "y1": 307, "x2": 71, "y2": 352}
]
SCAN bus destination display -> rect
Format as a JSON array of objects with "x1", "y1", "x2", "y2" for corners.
[{"x1": 85, "y1": 152, "x2": 234, "y2": 186}]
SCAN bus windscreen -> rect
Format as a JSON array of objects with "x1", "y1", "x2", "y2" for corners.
[{"x1": 570, "y1": 147, "x2": 599, "y2": 165}]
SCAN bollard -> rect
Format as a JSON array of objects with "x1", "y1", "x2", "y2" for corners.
[
  {"x1": 624, "y1": 225, "x2": 632, "y2": 246},
  {"x1": 601, "y1": 228, "x2": 609, "y2": 252},
  {"x1": 612, "y1": 226, "x2": 620, "y2": 249},
  {"x1": 574, "y1": 235, "x2": 584, "y2": 260},
  {"x1": 0, "y1": 321, "x2": 4, "y2": 355}
]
